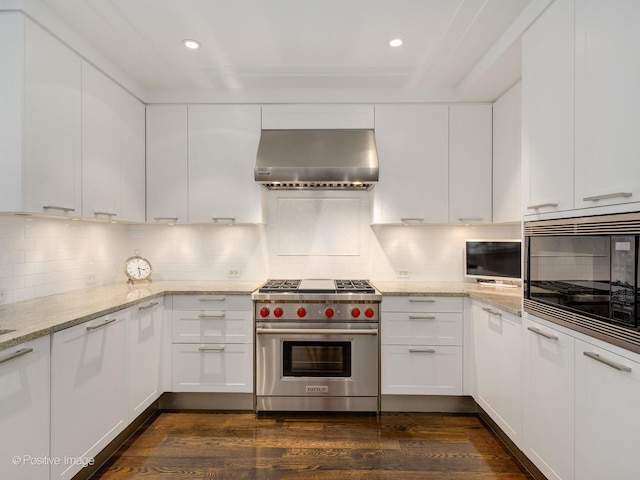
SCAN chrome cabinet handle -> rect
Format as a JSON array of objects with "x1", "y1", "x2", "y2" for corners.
[
  {"x1": 400, "y1": 218, "x2": 424, "y2": 223},
  {"x1": 409, "y1": 348, "x2": 436, "y2": 353},
  {"x1": 583, "y1": 192, "x2": 632, "y2": 202},
  {"x1": 43, "y1": 205, "x2": 75, "y2": 213},
  {"x1": 199, "y1": 297, "x2": 226, "y2": 302},
  {"x1": 0, "y1": 347, "x2": 33, "y2": 366},
  {"x1": 527, "y1": 326, "x2": 559, "y2": 341},
  {"x1": 526, "y1": 203, "x2": 558, "y2": 210},
  {"x1": 458, "y1": 217, "x2": 484, "y2": 222},
  {"x1": 409, "y1": 298, "x2": 435, "y2": 303},
  {"x1": 583, "y1": 351, "x2": 632, "y2": 372},
  {"x1": 86, "y1": 318, "x2": 117, "y2": 331},
  {"x1": 211, "y1": 217, "x2": 236, "y2": 223},
  {"x1": 94, "y1": 211, "x2": 117, "y2": 218},
  {"x1": 153, "y1": 217, "x2": 179, "y2": 222},
  {"x1": 408, "y1": 315, "x2": 436, "y2": 320},
  {"x1": 256, "y1": 328, "x2": 378, "y2": 335},
  {"x1": 482, "y1": 307, "x2": 502, "y2": 317},
  {"x1": 199, "y1": 313, "x2": 226, "y2": 319},
  {"x1": 198, "y1": 346, "x2": 225, "y2": 352},
  {"x1": 138, "y1": 301, "x2": 159, "y2": 310}
]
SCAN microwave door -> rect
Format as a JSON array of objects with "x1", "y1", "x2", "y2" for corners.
[{"x1": 610, "y1": 236, "x2": 639, "y2": 328}]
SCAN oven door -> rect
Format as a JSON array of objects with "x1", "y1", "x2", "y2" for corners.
[{"x1": 255, "y1": 322, "x2": 379, "y2": 399}]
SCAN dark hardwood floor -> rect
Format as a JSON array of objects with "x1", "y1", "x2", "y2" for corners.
[{"x1": 91, "y1": 412, "x2": 534, "y2": 479}]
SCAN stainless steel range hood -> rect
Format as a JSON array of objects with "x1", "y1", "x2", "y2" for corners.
[{"x1": 254, "y1": 129, "x2": 378, "y2": 190}]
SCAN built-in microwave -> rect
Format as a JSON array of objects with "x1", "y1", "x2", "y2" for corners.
[{"x1": 524, "y1": 211, "x2": 640, "y2": 354}]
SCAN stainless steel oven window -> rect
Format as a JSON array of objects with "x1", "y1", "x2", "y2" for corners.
[{"x1": 282, "y1": 341, "x2": 351, "y2": 377}]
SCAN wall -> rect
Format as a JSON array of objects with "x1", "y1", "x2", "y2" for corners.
[{"x1": 0, "y1": 192, "x2": 520, "y2": 304}]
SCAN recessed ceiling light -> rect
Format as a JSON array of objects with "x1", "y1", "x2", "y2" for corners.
[
  {"x1": 389, "y1": 38, "x2": 403, "y2": 48},
  {"x1": 182, "y1": 39, "x2": 200, "y2": 50}
]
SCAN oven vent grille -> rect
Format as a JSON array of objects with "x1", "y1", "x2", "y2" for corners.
[
  {"x1": 525, "y1": 211, "x2": 640, "y2": 236},
  {"x1": 524, "y1": 298, "x2": 640, "y2": 354}
]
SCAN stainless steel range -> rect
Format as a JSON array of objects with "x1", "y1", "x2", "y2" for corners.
[{"x1": 252, "y1": 279, "x2": 381, "y2": 412}]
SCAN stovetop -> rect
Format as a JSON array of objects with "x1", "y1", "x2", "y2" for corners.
[{"x1": 252, "y1": 279, "x2": 380, "y2": 302}]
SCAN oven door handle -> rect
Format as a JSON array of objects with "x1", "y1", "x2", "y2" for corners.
[{"x1": 256, "y1": 328, "x2": 378, "y2": 335}]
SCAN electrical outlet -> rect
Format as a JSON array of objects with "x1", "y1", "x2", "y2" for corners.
[
  {"x1": 397, "y1": 270, "x2": 410, "y2": 279},
  {"x1": 227, "y1": 270, "x2": 240, "y2": 278},
  {"x1": 85, "y1": 273, "x2": 97, "y2": 286},
  {"x1": 0, "y1": 287, "x2": 6, "y2": 303}
]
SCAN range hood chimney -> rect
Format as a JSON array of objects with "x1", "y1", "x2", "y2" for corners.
[{"x1": 254, "y1": 129, "x2": 378, "y2": 190}]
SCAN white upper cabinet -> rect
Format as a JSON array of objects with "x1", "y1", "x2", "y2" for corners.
[
  {"x1": 262, "y1": 104, "x2": 374, "y2": 129},
  {"x1": 492, "y1": 82, "x2": 522, "y2": 224},
  {"x1": 448, "y1": 104, "x2": 493, "y2": 224},
  {"x1": 188, "y1": 105, "x2": 264, "y2": 224},
  {"x1": 574, "y1": 0, "x2": 640, "y2": 211},
  {"x1": 82, "y1": 62, "x2": 145, "y2": 222},
  {"x1": 0, "y1": 15, "x2": 82, "y2": 216},
  {"x1": 522, "y1": 0, "x2": 575, "y2": 218},
  {"x1": 372, "y1": 104, "x2": 449, "y2": 224},
  {"x1": 146, "y1": 105, "x2": 189, "y2": 224}
]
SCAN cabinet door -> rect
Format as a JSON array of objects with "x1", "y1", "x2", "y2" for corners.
[
  {"x1": 574, "y1": 0, "x2": 640, "y2": 211},
  {"x1": 522, "y1": 0, "x2": 575, "y2": 217},
  {"x1": 128, "y1": 300, "x2": 163, "y2": 421},
  {"x1": 472, "y1": 302, "x2": 522, "y2": 446},
  {"x1": 449, "y1": 104, "x2": 493, "y2": 224},
  {"x1": 381, "y1": 345, "x2": 462, "y2": 395},
  {"x1": 23, "y1": 19, "x2": 81, "y2": 216},
  {"x1": 381, "y1": 312, "x2": 463, "y2": 346},
  {"x1": 172, "y1": 309, "x2": 252, "y2": 344},
  {"x1": 0, "y1": 336, "x2": 50, "y2": 480},
  {"x1": 522, "y1": 317, "x2": 574, "y2": 480},
  {"x1": 492, "y1": 82, "x2": 522, "y2": 224},
  {"x1": 146, "y1": 105, "x2": 188, "y2": 223},
  {"x1": 51, "y1": 313, "x2": 127, "y2": 480},
  {"x1": 575, "y1": 339, "x2": 640, "y2": 480},
  {"x1": 171, "y1": 343, "x2": 253, "y2": 393},
  {"x1": 118, "y1": 89, "x2": 146, "y2": 223},
  {"x1": 372, "y1": 104, "x2": 449, "y2": 224},
  {"x1": 188, "y1": 105, "x2": 263, "y2": 224}
]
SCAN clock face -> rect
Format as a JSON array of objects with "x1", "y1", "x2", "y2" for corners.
[{"x1": 124, "y1": 256, "x2": 152, "y2": 281}]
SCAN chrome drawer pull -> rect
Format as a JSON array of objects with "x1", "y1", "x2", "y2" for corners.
[
  {"x1": 400, "y1": 217, "x2": 424, "y2": 223},
  {"x1": 153, "y1": 217, "x2": 179, "y2": 222},
  {"x1": 409, "y1": 348, "x2": 436, "y2": 353},
  {"x1": 86, "y1": 318, "x2": 117, "y2": 331},
  {"x1": 482, "y1": 307, "x2": 502, "y2": 317},
  {"x1": 198, "y1": 346, "x2": 225, "y2": 352},
  {"x1": 458, "y1": 217, "x2": 484, "y2": 222},
  {"x1": 0, "y1": 348, "x2": 33, "y2": 366},
  {"x1": 527, "y1": 326, "x2": 558, "y2": 341},
  {"x1": 408, "y1": 315, "x2": 436, "y2": 320},
  {"x1": 583, "y1": 192, "x2": 632, "y2": 202},
  {"x1": 526, "y1": 202, "x2": 558, "y2": 210},
  {"x1": 199, "y1": 313, "x2": 226, "y2": 319},
  {"x1": 43, "y1": 205, "x2": 75, "y2": 213},
  {"x1": 211, "y1": 217, "x2": 236, "y2": 223},
  {"x1": 408, "y1": 298, "x2": 435, "y2": 303},
  {"x1": 199, "y1": 297, "x2": 226, "y2": 302},
  {"x1": 138, "y1": 301, "x2": 159, "y2": 310},
  {"x1": 94, "y1": 211, "x2": 117, "y2": 218},
  {"x1": 584, "y1": 351, "x2": 631, "y2": 372}
]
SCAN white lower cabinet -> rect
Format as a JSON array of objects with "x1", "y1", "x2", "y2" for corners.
[
  {"x1": 575, "y1": 338, "x2": 640, "y2": 480},
  {"x1": 522, "y1": 316, "x2": 574, "y2": 480},
  {"x1": 381, "y1": 296, "x2": 463, "y2": 395},
  {"x1": 127, "y1": 299, "x2": 164, "y2": 421},
  {"x1": 0, "y1": 336, "x2": 50, "y2": 480},
  {"x1": 51, "y1": 312, "x2": 127, "y2": 480},
  {"x1": 171, "y1": 295, "x2": 253, "y2": 392},
  {"x1": 471, "y1": 300, "x2": 522, "y2": 447}
]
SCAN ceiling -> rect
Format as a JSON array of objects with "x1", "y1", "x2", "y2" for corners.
[{"x1": 35, "y1": 0, "x2": 536, "y2": 101}]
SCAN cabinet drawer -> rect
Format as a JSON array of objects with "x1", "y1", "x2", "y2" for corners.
[
  {"x1": 382, "y1": 312, "x2": 463, "y2": 345},
  {"x1": 171, "y1": 343, "x2": 253, "y2": 393},
  {"x1": 172, "y1": 309, "x2": 252, "y2": 344},
  {"x1": 382, "y1": 296, "x2": 463, "y2": 313},
  {"x1": 172, "y1": 294, "x2": 251, "y2": 311},
  {"x1": 381, "y1": 345, "x2": 463, "y2": 395}
]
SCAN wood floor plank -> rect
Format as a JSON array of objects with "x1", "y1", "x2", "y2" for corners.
[{"x1": 91, "y1": 412, "x2": 534, "y2": 479}]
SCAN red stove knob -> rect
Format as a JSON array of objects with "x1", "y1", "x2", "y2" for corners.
[
  {"x1": 297, "y1": 307, "x2": 307, "y2": 318},
  {"x1": 364, "y1": 307, "x2": 375, "y2": 318},
  {"x1": 325, "y1": 307, "x2": 335, "y2": 318},
  {"x1": 273, "y1": 307, "x2": 283, "y2": 318},
  {"x1": 351, "y1": 308, "x2": 361, "y2": 318},
  {"x1": 259, "y1": 307, "x2": 270, "y2": 318}
]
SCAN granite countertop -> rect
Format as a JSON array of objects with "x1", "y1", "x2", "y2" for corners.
[
  {"x1": 0, "y1": 280, "x2": 263, "y2": 351},
  {"x1": 372, "y1": 281, "x2": 522, "y2": 316},
  {"x1": 1, "y1": 279, "x2": 522, "y2": 352}
]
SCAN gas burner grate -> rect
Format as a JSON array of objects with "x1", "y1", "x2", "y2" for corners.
[
  {"x1": 335, "y1": 280, "x2": 375, "y2": 293},
  {"x1": 259, "y1": 279, "x2": 301, "y2": 292}
]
